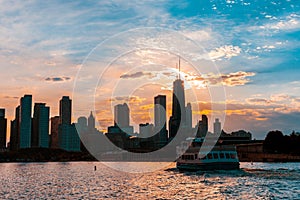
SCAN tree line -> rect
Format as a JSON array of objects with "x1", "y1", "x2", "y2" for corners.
[{"x1": 263, "y1": 130, "x2": 300, "y2": 154}]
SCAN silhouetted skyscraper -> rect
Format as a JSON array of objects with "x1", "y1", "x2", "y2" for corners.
[
  {"x1": 169, "y1": 62, "x2": 186, "y2": 139},
  {"x1": 88, "y1": 111, "x2": 95, "y2": 130},
  {"x1": 58, "y1": 97, "x2": 80, "y2": 152},
  {"x1": 59, "y1": 96, "x2": 71, "y2": 125},
  {"x1": 185, "y1": 103, "x2": 192, "y2": 129},
  {"x1": 214, "y1": 118, "x2": 221, "y2": 135},
  {"x1": 58, "y1": 123, "x2": 80, "y2": 152},
  {"x1": 114, "y1": 103, "x2": 129, "y2": 128},
  {"x1": 139, "y1": 123, "x2": 154, "y2": 138},
  {"x1": 154, "y1": 95, "x2": 166, "y2": 128},
  {"x1": 76, "y1": 116, "x2": 87, "y2": 134},
  {"x1": 50, "y1": 116, "x2": 60, "y2": 149},
  {"x1": 19, "y1": 95, "x2": 32, "y2": 148},
  {"x1": 10, "y1": 106, "x2": 20, "y2": 151},
  {"x1": 32, "y1": 103, "x2": 49, "y2": 148},
  {"x1": 0, "y1": 109, "x2": 7, "y2": 149},
  {"x1": 172, "y1": 79, "x2": 186, "y2": 123},
  {"x1": 76, "y1": 116, "x2": 88, "y2": 152},
  {"x1": 196, "y1": 114, "x2": 208, "y2": 138},
  {"x1": 154, "y1": 95, "x2": 167, "y2": 143},
  {"x1": 78, "y1": 116, "x2": 87, "y2": 128}
]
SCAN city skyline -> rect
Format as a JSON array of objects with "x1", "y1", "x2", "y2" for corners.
[
  {"x1": 0, "y1": 2, "x2": 299, "y2": 199},
  {"x1": 0, "y1": 1, "x2": 299, "y2": 140},
  {"x1": 0, "y1": 86, "x2": 297, "y2": 149}
]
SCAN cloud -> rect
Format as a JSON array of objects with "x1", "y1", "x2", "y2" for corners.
[
  {"x1": 208, "y1": 45, "x2": 241, "y2": 60},
  {"x1": 188, "y1": 71, "x2": 255, "y2": 87},
  {"x1": 0, "y1": 0, "x2": 299, "y2": 140},
  {"x1": 182, "y1": 29, "x2": 213, "y2": 42},
  {"x1": 247, "y1": 93, "x2": 295, "y2": 106},
  {"x1": 45, "y1": 76, "x2": 72, "y2": 82},
  {"x1": 246, "y1": 98, "x2": 272, "y2": 105},
  {"x1": 266, "y1": 18, "x2": 300, "y2": 31},
  {"x1": 3, "y1": 95, "x2": 18, "y2": 99},
  {"x1": 270, "y1": 94, "x2": 290, "y2": 102},
  {"x1": 220, "y1": 71, "x2": 256, "y2": 86},
  {"x1": 109, "y1": 96, "x2": 145, "y2": 104},
  {"x1": 245, "y1": 94, "x2": 300, "y2": 116},
  {"x1": 248, "y1": 13, "x2": 300, "y2": 33},
  {"x1": 293, "y1": 98, "x2": 300, "y2": 103},
  {"x1": 262, "y1": 45, "x2": 276, "y2": 49},
  {"x1": 120, "y1": 71, "x2": 154, "y2": 79}
]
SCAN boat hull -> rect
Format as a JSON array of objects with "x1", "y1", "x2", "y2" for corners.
[{"x1": 177, "y1": 162, "x2": 240, "y2": 171}]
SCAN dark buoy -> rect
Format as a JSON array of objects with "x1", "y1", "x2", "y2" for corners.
[{"x1": 94, "y1": 166, "x2": 97, "y2": 171}]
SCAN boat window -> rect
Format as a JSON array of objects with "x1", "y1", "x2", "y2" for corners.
[
  {"x1": 185, "y1": 155, "x2": 194, "y2": 160},
  {"x1": 225, "y1": 153, "x2": 230, "y2": 159},
  {"x1": 195, "y1": 154, "x2": 198, "y2": 159},
  {"x1": 220, "y1": 153, "x2": 225, "y2": 159},
  {"x1": 213, "y1": 153, "x2": 219, "y2": 159},
  {"x1": 207, "y1": 153, "x2": 213, "y2": 159},
  {"x1": 230, "y1": 153, "x2": 236, "y2": 159}
]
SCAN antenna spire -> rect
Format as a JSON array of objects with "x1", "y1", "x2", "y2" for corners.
[{"x1": 178, "y1": 56, "x2": 181, "y2": 79}]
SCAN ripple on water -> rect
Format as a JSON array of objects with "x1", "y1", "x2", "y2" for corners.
[{"x1": 0, "y1": 162, "x2": 299, "y2": 199}]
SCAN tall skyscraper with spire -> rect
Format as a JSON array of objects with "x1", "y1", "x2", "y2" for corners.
[
  {"x1": 169, "y1": 58, "x2": 186, "y2": 139},
  {"x1": 88, "y1": 111, "x2": 95, "y2": 131}
]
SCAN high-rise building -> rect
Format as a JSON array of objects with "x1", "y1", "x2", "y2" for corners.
[
  {"x1": 154, "y1": 95, "x2": 166, "y2": 129},
  {"x1": 172, "y1": 79, "x2": 186, "y2": 123},
  {"x1": 10, "y1": 106, "x2": 20, "y2": 151},
  {"x1": 114, "y1": 103, "x2": 129, "y2": 128},
  {"x1": 139, "y1": 123, "x2": 154, "y2": 138},
  {"x1": 59, "y1": 96, "x2": 71, "y2": 125},
  {"x1": 58, "y1": 123, "x2": 80, "y2": 152},
  {"x1": 196, "y1": 114, "x2": 208, "y2": 138},
  {"x1": 169, "y1": 61, "x2": 186, "y2": 139},
  {"x1": 50, "y1": 116, "x2": 60, "y2": 149},
  {"x1": 0, "y1": 109, "x2": 7, "y2": 149},
  {"x1": 88, "y1": 111, "x2": 95, "y2": 131},
  {"x1": 32, "y1": 103, "x2": 50, "y2": 148},
  {"x1": 78, "y1": 116, "x2": 87, "y2": 128},
  {"x1": 76, "y1": 116, "x2": 88, "y2": 152},
  {"x1": 19, "y1": 95, "x2": 32, "y2": 148},
  {"x1": 154, "y1": 95, "x2": 168, "y2": 143},
  {"x1": 185, "y1": 103, "x2": 192, "y2": 129},
  {"x1": 76, "y1": 116, "x2": 87, "y2": 134},
  {"x1": 214, "y1": 118, "x2": 221, "y2": 135},
  {"x1": 58, "y1": 96, "x2": 80, "y2": 152}
]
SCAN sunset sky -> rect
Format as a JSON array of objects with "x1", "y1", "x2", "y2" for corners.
[{"x1": 0, "y1": 0, "x2": 299, "y2": 140}]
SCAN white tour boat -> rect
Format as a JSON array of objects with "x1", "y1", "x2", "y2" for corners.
[{"x1": 176, "y1": 139, "x2": 240, "y2": 171}]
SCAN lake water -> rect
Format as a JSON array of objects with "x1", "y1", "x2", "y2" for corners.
[{"x1": 0, "y1": 162, "x2": 299, "y2": 199}]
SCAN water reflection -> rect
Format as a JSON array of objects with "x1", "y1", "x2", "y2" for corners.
[{"x1": 0, "y1": 162, "x2": 299, "y2": 199}]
